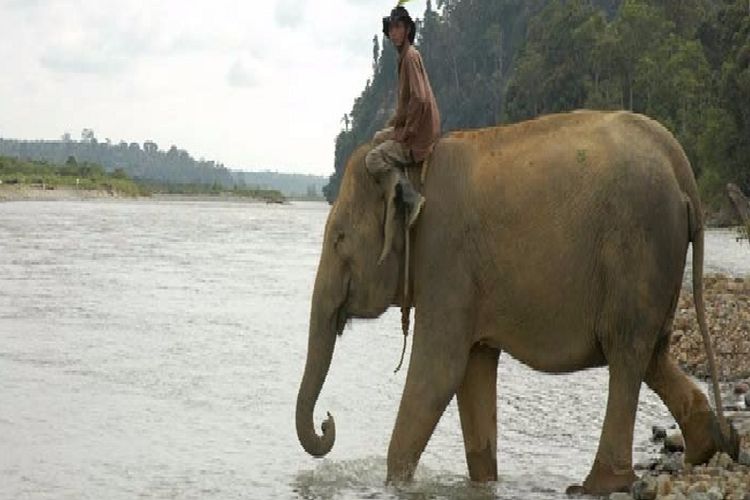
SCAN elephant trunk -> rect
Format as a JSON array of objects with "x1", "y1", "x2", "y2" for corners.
[{"x1": 295, "y1": 273, "x2": 342, "y2": 457}]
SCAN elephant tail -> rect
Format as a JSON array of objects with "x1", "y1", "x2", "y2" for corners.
[{"x1": 689, "y1": 203, "x2": 730, "y2": 443}]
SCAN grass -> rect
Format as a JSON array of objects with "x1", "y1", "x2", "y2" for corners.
[{"x1": 0, "y1": 156, "x2": 146, "y2": 197}]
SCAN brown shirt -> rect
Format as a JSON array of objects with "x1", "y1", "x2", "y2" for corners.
[{"x1": 388, "y1": 44, "x2": 441, "y2": 162}]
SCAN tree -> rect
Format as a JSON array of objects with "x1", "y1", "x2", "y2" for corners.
[{"x1": 81, "y1": 128, "x2": 95, "y2": 143}]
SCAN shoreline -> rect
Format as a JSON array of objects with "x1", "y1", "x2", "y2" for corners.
[
  {"x1": 0, "y1": 186, "x2": 290, "y2": 204},
  {"x1": 0, "y1": 185, "x2": 129, "y2": 202}
]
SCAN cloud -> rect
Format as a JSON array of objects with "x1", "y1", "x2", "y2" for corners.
[
  {"x1": 275, "y1": 0, "x2": 305, "y2": 28},
  {"x1": 227, "y1": 59, "x2": 259, "y2": 88}
]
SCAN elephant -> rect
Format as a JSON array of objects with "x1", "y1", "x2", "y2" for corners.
[{"x1": 295, "y1": 110, "x2": 739, "y2": 495}]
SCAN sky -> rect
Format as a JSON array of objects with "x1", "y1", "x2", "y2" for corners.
[{"x1": 0, "y1": 0, "x2": 428, "y2": 175}]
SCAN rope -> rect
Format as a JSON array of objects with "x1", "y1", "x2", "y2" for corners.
[{"x1": 394, "y1": 213, "x2": 411, "y2": 374}]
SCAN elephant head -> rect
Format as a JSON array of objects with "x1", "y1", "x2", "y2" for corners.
[{"x1": 296, "y1": 144, "x2": 405, "y2": 457}]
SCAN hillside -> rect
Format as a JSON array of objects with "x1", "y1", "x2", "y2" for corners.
[{"x1": 324, "y1": 0, "x2": 750, "y2": 206}]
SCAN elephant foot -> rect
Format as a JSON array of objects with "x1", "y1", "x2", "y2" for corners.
[
  {"x1": 682, "y1": 410, "x2": 740, "y2": 464},
  {"x1": 385, "y1": 456, "x2": 417, "y2": 485},
  {"x1": 465, "y1": 446, "x2": 498, "y2": 482},
  {"x1": 565, "y1": 459, "x2": 636, "y2": 496}
]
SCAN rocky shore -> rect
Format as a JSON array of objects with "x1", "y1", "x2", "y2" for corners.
[
  {"x1": 0, "y1": 186, "x2": 281, "y2": 204},
  {"x1": 671, "y1": 274, "x2": 750, "y2": 381},
  {"x1": 0, "y1": 185, "x2": 127, "y2": 202}
]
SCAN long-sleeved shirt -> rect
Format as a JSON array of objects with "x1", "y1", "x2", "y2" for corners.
[{"x1": 388, "y1": 44, "x2": 441, "y2": 163}]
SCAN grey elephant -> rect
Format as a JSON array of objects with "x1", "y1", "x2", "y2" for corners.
[{"x1": 295, "y1": 110, "x2": 738, "y2": 495}]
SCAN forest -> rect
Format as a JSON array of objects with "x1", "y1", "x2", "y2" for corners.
[
  {"x1": 323, "y1": 0, "x2": 750, "y2": 207},
  {"x1": 0, "y1": 133, "x2": 235, "y2": 187}
]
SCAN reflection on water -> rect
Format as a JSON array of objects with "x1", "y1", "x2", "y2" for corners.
[{"x1": 0, "y1": 200, "x2": 747, "y2": 499}]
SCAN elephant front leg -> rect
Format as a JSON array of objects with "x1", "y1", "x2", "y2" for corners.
[
  {"x1": 386, "y1": 317, "x2": 472, "y2": 483},
  {"x1": 457, "y1": 344, "x2": 500, "y2": 482}
]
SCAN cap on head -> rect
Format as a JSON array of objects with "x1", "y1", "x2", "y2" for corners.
[{"x1": 382, "y1": 5, "x2": 416, "y2": 44}]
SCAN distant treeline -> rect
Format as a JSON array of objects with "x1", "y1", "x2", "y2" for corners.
[
  {"x1": 140, "y1": 181, "x2": 285, "y2": 203},
  {"x1": 0, "y1": 135, "x2": 235, "y2": 186},
  {"x1": 325, "y1": 0, "x2": 750, "y2": 206},
  {"x1": 231, "y1": 171, "x2": 328, "y2": 198},
  {"x1": 0, "y1": 155, "x2": 145, "y2": 196},
  {"x1": 0, "y1": 155, "x2": 285, "y2": 202},
  {"x1": 0, "y1": 135, "x2": 328, "y2": 198}
]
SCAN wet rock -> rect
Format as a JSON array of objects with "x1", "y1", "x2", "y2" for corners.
[
  {"x1": 653, "y1": 425, "x2": 668, "y2": 441},
  {"x1": 609, "y1": 492, "x2": 634, "y2": 500},
  {"x1": 739, "y1": 449, "x2": 750, "y2": 466},
  {"x1": 734, "y1": 382, "x2": 749, "y2": 394},
  {"x1": 706, "y1": 487, "x2": 722, "y2": 500},
  {"x1": 670, "y1": 273, "x2": 750, "y2": 381},
  {"x1": 632, "y1": 475, "x2": 658, "y2": 500},
  {"x1": 665, "y1": 432, "x2": 686, "y2": 453},
  {"x1": 661, "y1": 453, "x2": 685, "y2": 473},
  {"x1": 656, "y1": 473, "x2": 673, "y2": 496}
]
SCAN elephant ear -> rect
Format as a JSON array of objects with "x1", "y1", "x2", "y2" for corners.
[{"x1": 377, "y1": 177, "x2": 401, "y2": 265}]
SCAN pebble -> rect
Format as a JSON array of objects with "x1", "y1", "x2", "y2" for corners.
[
  {"x1": 665, "y1": 432, "x2": 686, "y2": 453},
  {"x1": 654, "y1": 426, "x2": 668, "y2": 441},
  {"x1": 661, "y1": 453, "x2": 685, "y2": 473},
  {"x1": 632, "y1": 475, "x2": 658, "y2": 500},
  {"x1": 671, "y1": 274, "x2": 750, "y2": 381},
  {"x1": 610, "y1": 493, "x2": 634, "y2": 500}
]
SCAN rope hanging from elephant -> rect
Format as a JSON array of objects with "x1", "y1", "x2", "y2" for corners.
[{"x1": 394, "y1": 216, "x2": 411, "y2": 374}]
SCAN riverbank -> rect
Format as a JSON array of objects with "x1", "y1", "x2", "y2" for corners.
[
  {"x1": 0, "y1": 185, "x2": 287, "y2": 204},
  {"x1": 0, "y1": 184, "x2": 132, "y2": 202}
]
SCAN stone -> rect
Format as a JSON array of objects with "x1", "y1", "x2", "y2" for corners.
[
  {"x1": 738, "y1": 450, "x2": 750, "y2": 466},
  {"x1": 662, "y1": 453, "x2": 685, "y2": 472},
  {"x1": 656, "y1": 474, "x2": 673, "y2": 496},
  {"x1": 665, "y1": 432, "x2": 686, "y2": 453},
  {"x1": 734, "y1": 382, "x2": 750, "y2": 394},
  {"x1": 706, "y1": 487, "x2": 723, "y2": 500},
  {"x1": 687, "y1": 493, "x2": 708, "y2": 500},
  {"x1": 716, "y1": 452, "x2": 733, "y2": 468},
  {"x1": 687, "y1": 481, "x2": 708, "y2": 495},
  {"x1": 632, "y1": 475, "x2": 658, "y2": 500},
  {"x1": 653, "y1": 425, "x2": 668, "y2": 441},
  {"x1": 610, "y1": 493, "x2": 634, "y2": 500}
]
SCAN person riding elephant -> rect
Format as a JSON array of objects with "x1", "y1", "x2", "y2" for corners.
[{"x1": 366, "y1": 4, "x2": 441, "y2": 229}]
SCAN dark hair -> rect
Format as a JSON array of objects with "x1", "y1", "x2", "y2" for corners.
[{"x1": 382, "y1": 6, "x2": 416, "y2": 44}]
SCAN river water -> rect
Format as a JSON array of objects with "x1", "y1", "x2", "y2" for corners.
[{"x1": 0, "y1": 200, "x2": 748, "y2": 500}]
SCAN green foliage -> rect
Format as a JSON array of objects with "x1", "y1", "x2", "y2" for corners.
[
  {"x1": 137, "y1": 181, "x2": 285, "y2": 203},
  {"x1": 0, "y1": 155, "x2": 146, "y2": 196},
  {"x1": 323, "y1": 0, "x2": 750, "y2": 207},
  {"x1": 0, "y1": 136, "x2": 235, "y2": 187}
]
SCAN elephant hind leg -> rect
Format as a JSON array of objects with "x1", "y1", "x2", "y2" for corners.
[
  {"x1": 644, "y1": 338, "x2": 726, "y2": 464},
  {"x1": 571, "y1": 322, "x2": 658, "y2": 495},
  {"x1": 456, "y1": 344, "x2": 500, "y2": 482}
]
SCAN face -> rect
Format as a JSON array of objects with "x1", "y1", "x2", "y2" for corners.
[{"x1": 388, "y1": 20, "x2": 408, "y2": 48}]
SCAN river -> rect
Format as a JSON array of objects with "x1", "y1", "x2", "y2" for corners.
[{"x1": 1, "y1": 200, "x2": 748, "y2": 500}]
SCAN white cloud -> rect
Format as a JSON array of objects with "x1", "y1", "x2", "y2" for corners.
[
  {"x1": 0, "y1": 0, "x2": 429, "y2": 174},
  {"x1": 227, "y1": 59, "x2": 259, "y2": 88},
  {"x1": 275, "y1": 0, "x2": 306, "y2": 28}
]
